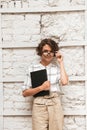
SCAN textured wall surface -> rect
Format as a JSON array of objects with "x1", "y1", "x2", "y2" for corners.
[
  {"x1": 0, "y1": 0, "x2": 85, "y2": 8},
  {"x1": 0, "y1": 0, "x2": 86, "y2": 130}
]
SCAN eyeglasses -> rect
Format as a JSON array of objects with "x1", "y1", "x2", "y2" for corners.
[
  {"x1": 42, "y1": 50, "x2": 54, "y2": 56},
  {"x1": 42, "y1": 50, "x2": 58, "y2": 57}
]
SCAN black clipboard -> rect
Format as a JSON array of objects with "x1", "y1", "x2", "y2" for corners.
[{"x1": 30, "y1": 69, "x2": 49, "y2": 97}]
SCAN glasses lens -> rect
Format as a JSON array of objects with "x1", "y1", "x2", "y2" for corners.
[
  {"x1": 42, "y1": 50, "x2": 54, "y2": 56},
  {"x1": 43, "y1": 52, "x2": 48, "y2": 56}
]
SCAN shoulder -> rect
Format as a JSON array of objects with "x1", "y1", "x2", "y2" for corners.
[{"x1": 27, "y1": 59, "x2": 41, "y2": 73}]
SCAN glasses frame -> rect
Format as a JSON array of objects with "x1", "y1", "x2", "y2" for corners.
[{"x1": 42, "y1": 50, "x2": 58, "y2": 57}]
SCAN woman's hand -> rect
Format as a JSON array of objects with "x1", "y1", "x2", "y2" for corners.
[
  {"x1": 55, "y1": 51, "x2": 68, "y2": 85},
  {"x1": 55, "y1": 51, "x2": 63, "y2": 64},
  {"x1": 39, "y1": 81, "x2": 50, "y2": 91}
]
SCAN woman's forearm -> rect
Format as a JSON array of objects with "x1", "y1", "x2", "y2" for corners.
[
  {"x1": 22, "y1": 86, "x2": 42, "y2": 97},
  {"x1": 60, "y1": 61, "x2": 68, "y2": 85}
]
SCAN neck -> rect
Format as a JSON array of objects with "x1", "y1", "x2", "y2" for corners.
[{"x1": 40, "y1": 60, "x2": 50, "y2": 66}]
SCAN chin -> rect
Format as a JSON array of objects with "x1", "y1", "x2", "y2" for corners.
[{"x1": 46, "y1": 59, "x2": 52, "y2": 63}]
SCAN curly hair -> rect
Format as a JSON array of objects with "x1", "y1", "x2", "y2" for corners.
[{"x1": 36, "y1": 38, "x2": 59, "y2": 56}]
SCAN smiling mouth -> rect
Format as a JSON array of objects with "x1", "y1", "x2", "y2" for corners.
[{"x1": 45, "y1": 56, "x2": 53, "y2": 60}]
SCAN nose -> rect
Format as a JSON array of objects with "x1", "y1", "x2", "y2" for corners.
[
  {"x1": 47, "y1": 52, "x2": 53, "y2": 57},
  {"x1": 48, "y1": 52, "x2": 51, "y2": 55}
]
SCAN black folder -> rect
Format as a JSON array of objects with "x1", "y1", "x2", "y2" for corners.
[{"x1": 30, "y1": 69, "x2": 49, "y2": 97}]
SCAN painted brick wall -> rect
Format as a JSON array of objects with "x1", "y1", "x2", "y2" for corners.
[{"x1": 0, "y1": 0, "x2": 86, "y2": 130}]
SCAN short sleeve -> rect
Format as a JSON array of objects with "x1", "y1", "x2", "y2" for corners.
[{"x1": 21, "y1": 66, "x2": 32, "y2": 91}]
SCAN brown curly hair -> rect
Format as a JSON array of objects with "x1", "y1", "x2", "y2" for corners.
[{"x1": 36, "y1": 38, "x2": 59, "y2": 56}]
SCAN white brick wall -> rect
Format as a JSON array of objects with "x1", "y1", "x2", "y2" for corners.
[
  {"x1": 60, "y1": 47, "x2": 85, "y2": 76},
  {"x1": 62, "y1": 82, "x2": 85, "y2": 113},
  {"x1": 3, "y1": 49, "x2": 36, "y2": 79},
  {"x1": 4, "y1": 117, "x2": 32, "y2": 130},
  {"x1": 0, "y1": 0, "x2": 85, "y2": 8},
  {"x1": 41, "y1": 12, "x2": 84, "y2": 40},
  {"x1": 2, "y1": 14, "x2": 41, "y2": 45},
  {"x1": 0, "y1": 0, "x2": 87, "y2": 130},
  {"x1": 3, "y1": 82, "x2": 33, "y2": 115},
  {"x1": 64, "y1": 116, "x2": 85, "y2": 130}
]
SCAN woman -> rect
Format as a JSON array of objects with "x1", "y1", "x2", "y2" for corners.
[{"x1": 22, "y1": 38, "x2": 68, "y2": 130}]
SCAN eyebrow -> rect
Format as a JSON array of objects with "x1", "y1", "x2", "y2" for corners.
[
  {"x1": 42, "y1": 49, "x2": 52, "y2": 51},
  {"x1": 42, "y1": 50, "x2": 53, "y2": 52}
]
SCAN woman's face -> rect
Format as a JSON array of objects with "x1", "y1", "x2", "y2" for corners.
[{"x1": 41, "y1": 44, "x2": 54, "y2": 64}]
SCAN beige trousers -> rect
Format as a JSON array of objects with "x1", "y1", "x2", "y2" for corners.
[{"x1": 32, "y1": 92, "x2": 64, "y2": 130}]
